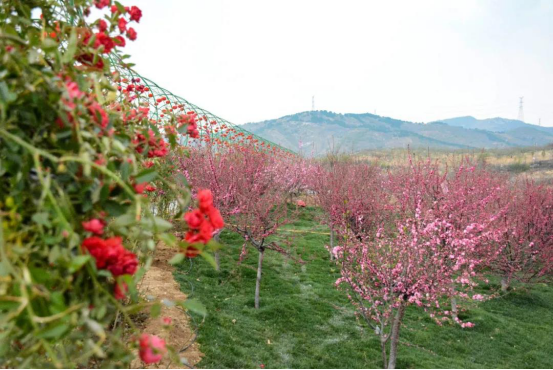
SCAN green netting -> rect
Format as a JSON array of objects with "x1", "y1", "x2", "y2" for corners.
[
  {"x1": 108, "y1": 54, "x2": 292, "y2": 154},
  {"x1": 59, "y1": 1, "x2": 293, "y2": 154}
]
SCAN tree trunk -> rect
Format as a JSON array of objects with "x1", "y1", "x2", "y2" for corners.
[
  {"x1": 380, "y1": 335, "x2": 388, "y2": 369},
  {"x1": 451, "y1": 283, "x2": 458, "y2": 321},
  {"x1": 451, "y1": 296, "x2": 458, "y2": 321},
  {"x1": 214, "y1": 251, "x2": 220, "y2": 271},
  {"x1": 254, "y1": 248, "x2": 265, "y2": 309},
  {"x1": 329, "y1": 228, "x2": 335, "y2": 260},
  {"x1": 501, "y1": 276, "x2": 509, "y2": 292},
  {"x1": 387, "y1": 302, "x2": 406, "y2": 369},
  {"x1": 214, "y1": 233, "x2": 221, "y2": 271}
]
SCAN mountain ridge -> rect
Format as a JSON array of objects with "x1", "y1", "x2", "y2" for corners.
[{"x1": 242, "y1": 111, "x2": 553, "y2": 155}]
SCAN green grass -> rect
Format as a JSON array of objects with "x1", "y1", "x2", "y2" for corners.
[{"x1": 174, "y1": 207, "x2": 553, "y2": 369}]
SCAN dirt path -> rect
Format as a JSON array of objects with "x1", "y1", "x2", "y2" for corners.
[{"x1": 131, "y1": 244, "x2": 203, "y2": 368}]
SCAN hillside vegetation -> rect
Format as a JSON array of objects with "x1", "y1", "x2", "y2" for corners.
[{"x1": 242, "y1": 111, "x2": 553, "y2": 155}]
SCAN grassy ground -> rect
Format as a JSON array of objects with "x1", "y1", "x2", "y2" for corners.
[{"x1": 174, "y1": 206, "x2": 553, "y2": 369}]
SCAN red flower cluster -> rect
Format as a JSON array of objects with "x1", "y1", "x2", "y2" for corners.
[
  {"x1": 183, "y1": 190, "x2": 224, "y2": 255},
  {"x1": 82, "y1": 236, "x2": 138, "y2": 299},
  {"x1": 177, "y1": 112, "x2": 199, "y2": 139},
  {"x1": 133, "y1": 130, "x2": 169, "y2": 158},
  {"x1": 88, "y1": 101, "x2": 109, "y2": 128}
]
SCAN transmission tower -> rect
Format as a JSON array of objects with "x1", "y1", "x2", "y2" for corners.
[
  {"x1": 312, "y1": 96, "x2": 315, "y2": 111},
  {"x1": 517, "y1": 96, "x2": 524, "y2": 122}
]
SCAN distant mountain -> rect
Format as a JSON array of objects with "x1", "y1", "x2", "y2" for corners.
[
  {"x1": 242, "y1": 111, "x2": 553, "y2": 155},
  {"x1": 435, "y1": 116, "x2": 553, "y2": 134}
]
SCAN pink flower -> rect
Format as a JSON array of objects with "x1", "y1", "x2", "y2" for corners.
[
  {"x1": 139, "y1": 334, "x2": 166, "y2": 364},
  {"x1": 162, "y1": 317, "x2": 172, "y2": 325},
  {"x1": 472, "y1": 294, "x2": 484, "y2": 301},
  {"x1": 82, "y1": 219, "x2": 105, "y2": 235},
  {"x1": 297, "y1": 200, "x2": 306, "y2": 207}
]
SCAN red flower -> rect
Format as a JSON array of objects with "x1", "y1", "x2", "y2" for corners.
[
  {"x1": 94, "y1": 0, "x2": 110, "y2": 9},
  {"x1": 110, "y1": 4, "x2": 119, "y2": 13},
  {"x1": 97, "y1": 19, "x2": 108, "y2": 32},
  {"x1": 126, "y1": 27, "x2": 137, "y2": 41},
  {"x1": 118, "y1": 17, "x2": 128, "y2": 33},
  {"x1": 198, "y1": 189, "x2": 213, "y2": 211},
  {"x1": 88, "y1": 101, "x2": 109, "y2": 128},
  {"x1": 82, "y1": 219, "x2": 105, "y2": 235},
  {"x1": 133, "y1": 130, "x2": 169, "y2": 158},
  {"x1": 108, "y1": 249, "x2": 138, "y2": 276},
  {"x1": 82, "y1": 236, "x2": 138, "y2": 277},
  {"x1": 184, "y1": 246, "x2": 201, "y2": 258},
  {"x1": 77, "y1": 53, "x2": 104, "y2": 69},
  {"x1": 114, "y1": 281, "x2": 128, "y2": 300},
  {"x1": 96, "y1": 32, "x2": 116, "y2": 53},
  {"x1": 143, "y1": 161, "x2": 155, "y2": 168},
  {"x1": 113, "y1": 35, "x2": 126, "y2": 48},
  {"x1": 82, "y1": 236, "x2": 124, "y2": 270},
  {"x1": 139, "y1": 334, "x2": 166, "y2": 364},
  {"x1": 162, "y1": 317, "x2": 172, "y2": 325},
  {"x1": 134, "y1": 183, "x2": 147, "y2": 194},
  {"x1": 184, "y1": 209, "x2": 204, "y2": 229},
  {"x1": 183, "y1": 190, "x2": 224, "y2": 247},
  {"x1": 207, "y1": 206, "x2": 224, "y2": 229},
  {"x1": 145, "y1": 185, "x2": 156, "y2": 192},
  {"x1": 129, "y1": 6, "x2": 143, "y2": 22}
]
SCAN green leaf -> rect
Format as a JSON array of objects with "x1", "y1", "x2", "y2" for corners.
[
  {"x1": 200, "y1": 251, "x2": 218, "y2": 270},
  {"x1": 177, "y1": 124, "x2": 188, "y2": 134},
  {"x1": 37, "y1": 323, "x2": 69, "y2": 339},
  {"x1": 140, "y1": 216, "x2": 173, "y2": 232},
  {"x1": 111, "y1": 213, "x2": 136, "y2": 228},
  {"x1": 62, "y1": 29, "x2": 78, "y2": 63},
  {"x1": 115, "y1": 1, "x2": 126, "y2": 13},
  {"x1": 178, "y1": 298, "x2": 207, "y2": 317},
  {"x1": 160, "y1": 233, "x2": 177, "y2": 247},
  {"x1": 32, "y1": 212, "x2": 51, "y2": 227},
  {"x1": 42, "y1": 37, "x2": 58, "y2": 51},
  {"x1": 135, "y1": 168, "x2": 157, "y2": 184},
  {"x1": 0, "y1": 81, "x2": 17, "y2": 103},
  {"x1": 168, "y1": 253, "x2": 184, "y2": 265},
  {"x1": 68, "y1": 255, "x2": 91, "y2": 273},
  {"x1": 175, "y1": 173, "x2": 189, "y2": 187},
  {"x1": 120, "y1": 161, "x2": 131, "y2": 181}
]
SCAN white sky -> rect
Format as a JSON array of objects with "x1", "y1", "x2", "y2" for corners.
[{"x1": 123, "y1": 0, "x2": 553, "y2": 127}]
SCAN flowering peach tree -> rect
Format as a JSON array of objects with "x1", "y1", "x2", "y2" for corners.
[
  {"x1": 490, "y1": 179, "x2": 553, "y2": 291},
  {"x1": 0, "y1": 0, "x2": 220, "y2": 367},
  {"x1": 179, "y1": 141, "x2": 294, "y2": 308}
]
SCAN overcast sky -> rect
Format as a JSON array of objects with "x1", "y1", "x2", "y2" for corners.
[{"x1": 123, "y1": 0, "x2": 553, "y2": 127}]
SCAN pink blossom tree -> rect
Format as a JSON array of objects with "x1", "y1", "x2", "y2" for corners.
[
  {"x1": 179, "y1": 141, "x2": 294, "y2": 308},
  {"x1": 309, "y1": 159, "x2": 386, "y2": 259},
  {"x1": 490, "y1": 179, "x2": 553, "y2": 291}
]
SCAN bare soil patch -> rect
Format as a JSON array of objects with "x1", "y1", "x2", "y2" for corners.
[{"x1": 131, "y1": 244, "x2": 203, "y2": 369}]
